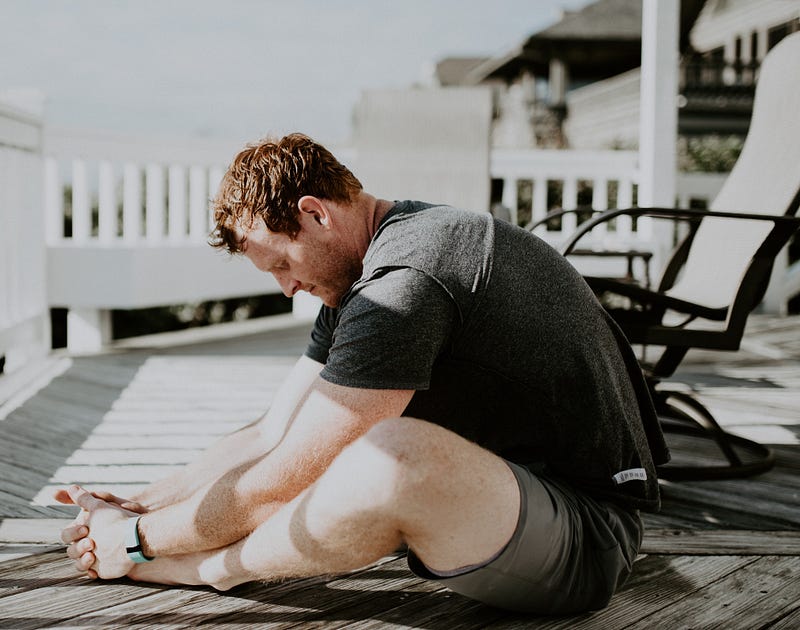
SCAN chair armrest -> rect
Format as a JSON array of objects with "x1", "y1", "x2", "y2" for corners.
[
  {"x1": 526, "y1": 207, "x2": 602, "y2": 231},
  {"x1": 561, "y1": 207, "x2": 800, "y2": 255}
]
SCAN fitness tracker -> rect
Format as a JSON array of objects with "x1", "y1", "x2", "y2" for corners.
[{"x1": 124, "y1": 515, "x2": 153, "y2": 563}]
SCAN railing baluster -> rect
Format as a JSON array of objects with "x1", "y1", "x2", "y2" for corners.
[
  {"x1": 189, "y1": 165, "x2": 208, "y2": 240},
  {"x1": 616, "y1": 177, "x2": 634, "y2": 241},
  {"x1": 593, "y1": 178, "x2": 608, "y2": 241},
  {"x1": 168, "y1": 164, "x2": 187, "y2": 242},
  {"x1": 123, "y1": 162, "x2": 142, "y2": 243},
  {"x1": 208, "y1": 166, "x2": 224, "y2": 231},
  {"x1": 561, "y1": 177, "x2": 578, "y2": 235},
  {"x1": 501, "y1": 176, "x2": 518, "y2": 225},
  {"x1": 98, "y1": 161, "x2": 117, "y2": 243},
  {"x1": 146, "y1": 163, "x2": 165, "y2": 243},
  {"x1": 533, "y1": 177, "x2": 548, "y2": 226},
  {"x1": 71, "y1": 159, "x2": 91, "y2": 243}
]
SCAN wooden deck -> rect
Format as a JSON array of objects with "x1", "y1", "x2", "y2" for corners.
[{"x1": 1, "y1": 313, "x2": 799, "y2": 628}]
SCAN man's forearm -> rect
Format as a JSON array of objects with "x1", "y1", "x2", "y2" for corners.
[
  {"x1": 132, "y1": 356, "x2": 329, "y2": 555},
  {"x1": 136, "y1": 461, "x2": 280, "y2": 557},
  {"x1": 131, "y1": 420, "x2": 267, "y2": 510},
  {"x1": 132, "y1": 356, "x2": 324, "y2": 510}
]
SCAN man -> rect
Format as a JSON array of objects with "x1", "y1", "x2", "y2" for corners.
[{"x1": 59, "y1": 133, "x2": 668, "y2": 615}]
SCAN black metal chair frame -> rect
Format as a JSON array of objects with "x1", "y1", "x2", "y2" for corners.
[{"x1": 530, "y1": 196, "x2": 800, "y2": 481}]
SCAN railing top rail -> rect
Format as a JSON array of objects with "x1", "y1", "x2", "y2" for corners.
[
  {"x1": 490, "y1": 148, "x2": 639, "y2": 179},
  {"x1": 43, "y1": 127, "x2": 246, "y2": 166}
]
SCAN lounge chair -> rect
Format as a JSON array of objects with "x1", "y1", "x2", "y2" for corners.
[{"x1": 531, "y1": 32, "x2": 800, "y2": 480}]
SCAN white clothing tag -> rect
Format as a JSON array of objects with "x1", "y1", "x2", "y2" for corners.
[{"x1": 612, "y1": 468, "x2": 648, "y2": 484}]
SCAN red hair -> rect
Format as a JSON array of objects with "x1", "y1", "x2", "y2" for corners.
[{"x1": 210, "y1": 133, "x2": 362, "y2": 252}]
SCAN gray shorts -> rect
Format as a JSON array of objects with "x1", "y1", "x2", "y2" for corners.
[{"x1": 406, "y1": 461, "x2": 643, "y2": 615}]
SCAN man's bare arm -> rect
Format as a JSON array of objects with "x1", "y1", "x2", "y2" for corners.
[
  {"x1": 136, "y1": 379, "x2": 413, "y2": 557},
  {"x1": 57, "y1": 355, "x2": 323, "y2": 542},
  {"x1": 129, "y1": 355, "x2": 325, "y2": 509},
  {"x1": 67, "y1": 374, "x2": 413, "y2": 579}
]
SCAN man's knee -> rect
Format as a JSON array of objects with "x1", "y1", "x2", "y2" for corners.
[
  {"x1": 361, "y1": 416, "x2": 434, "y2": 457},
  {"x1": 330, "y1": 417, "x2": 440, "y2": 498}
]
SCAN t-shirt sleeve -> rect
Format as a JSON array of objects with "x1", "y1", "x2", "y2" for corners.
[
  {"x1": 304, "y1": 303, "x2": 337, "y2": 364},
  {"x1": 319, "y1": 267, "x2": 458, "y2": 390}
]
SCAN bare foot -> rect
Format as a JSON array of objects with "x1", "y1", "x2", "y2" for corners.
[{"x1": 127, "y1": 552, "x2": 239, "y2": 591}]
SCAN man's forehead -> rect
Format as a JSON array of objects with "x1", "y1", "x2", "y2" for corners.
[{"x1": 233, "y1": 217, "x2": 264, "y2": 242}]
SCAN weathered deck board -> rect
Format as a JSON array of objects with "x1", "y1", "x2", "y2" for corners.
[
  {"x1": 1, "y1": 550, "x2": 797, "y2": 629},
  {"x1": 1, "y1": 314, "x2": 799, "y2": 628},
  {"x1": 640, "y1": 529, "x2": 800, "y2": 555},
  {"x1": 625, "y1": 556, "x2": 800, "y2": 630}
]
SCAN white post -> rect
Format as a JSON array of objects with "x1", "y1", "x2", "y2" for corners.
[
  {"x1": 639, "y1": 0, "x2": 679, "y2": 266},
  {"x1": 66, "y1": 308, "x2": 112, "y2": 353}
]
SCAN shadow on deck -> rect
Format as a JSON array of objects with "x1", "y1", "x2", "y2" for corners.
[{"x1": 1, "y1": 314, "x2": 798, "y2": 629}]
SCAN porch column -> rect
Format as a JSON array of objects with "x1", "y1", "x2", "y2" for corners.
[
  {"x1": 549, "y1": 58, "x2": 569, "y2": 107},
  {"x1": 639, "y1": 0, "x2": 680, "y2": 268},
  {"x1": 67, "y1": 308, "x2": 113, "y2": 353}
]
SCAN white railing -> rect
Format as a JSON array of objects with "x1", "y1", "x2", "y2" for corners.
[
  {"x1": 491, "y1": 148, "x2": 648, "y2": 281},
  {"x1": 0, "y1": 100, "x2": 48, "y2": 372},
  {"x1": 43, "y1": 128, "x2": 242, "y2": 246},
  {"x1": 25, "y1": 129, "x2": 795, "y2": 355},
  {"x1": 491, "y1": 147, "x2": 641, "y2": 236},
  {"x1": 43, "y1": 129, "x2": 284, "y2": 352},
  {"x1": 490, "y1": 149, "x2": 729, "y2": 283}
]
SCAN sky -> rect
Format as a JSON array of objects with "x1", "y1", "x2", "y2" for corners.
[{"x1": 0, "y1": 0, "x2": 590, "y2": 145}]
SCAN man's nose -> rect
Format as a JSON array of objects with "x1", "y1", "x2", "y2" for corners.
[{"x1": 275, "y1": 274, "x2": 301, "y2": 298}]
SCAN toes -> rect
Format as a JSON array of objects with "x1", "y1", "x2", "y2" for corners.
[
  {"x1": 67, "y1": 538, "x2": 95, "y2": 560},
  {"x1": 79, "y1": 551, "x2": 96, "y2": 571}
]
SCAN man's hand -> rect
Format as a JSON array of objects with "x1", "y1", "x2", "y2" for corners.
[
  {"x1": 54, "y1": 487, "x2": 148, "y2": 514},
  {"x1": 56, "y1": 487, "x2": 148, "y2": 578},
  {"x1": 59, "y1": 485, "x2": 140, "y2": 580}
]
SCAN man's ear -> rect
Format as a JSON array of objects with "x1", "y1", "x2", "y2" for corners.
[{"x1": 297, "y1": 196, "x2": 330, "y2": 227}]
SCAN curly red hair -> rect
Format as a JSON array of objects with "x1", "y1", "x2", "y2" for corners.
[{"x1": 210, "y1": 133, "x2": 362, "y2": 252}]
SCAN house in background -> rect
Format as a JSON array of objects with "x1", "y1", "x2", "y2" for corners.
[
  {"x1": 431, "y1": 0, "x2": 646, "y2": 149},
  {"x1": 430, "y1": 0, "x2": 798, "y2": 153}
]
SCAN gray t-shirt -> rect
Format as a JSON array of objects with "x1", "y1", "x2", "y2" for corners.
[{"x1": 306, "y1": 201, "x2": 669, "y2": 510}]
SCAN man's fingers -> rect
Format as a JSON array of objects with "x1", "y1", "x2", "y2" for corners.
[
  {"x1": 60, "y1": 524, "x2": 89, "y2": 545},
  {"x1": 91, "y1": 490, "x2": 128, "y2": 504},
  {"x1": 53, "y1": 488, "x2": 75, "y2": 505},
  {"x1": 120, "y1": 501, "x2": 147, "y2": 513},
  {"x1": 66, "y1": 538, "x2": 95, "y2": 559},
  {"x1": 67, "y1": 485, "x2": 103, "y2": 512}
]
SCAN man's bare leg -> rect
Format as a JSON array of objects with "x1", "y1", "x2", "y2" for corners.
[{"x1": 125, "y1": 416, "x2": 521, "y2": 589}]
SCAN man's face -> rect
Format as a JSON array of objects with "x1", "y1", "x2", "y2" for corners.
[{"x1": 238, "y1": 213, "x2": 362, "y2": 308}]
